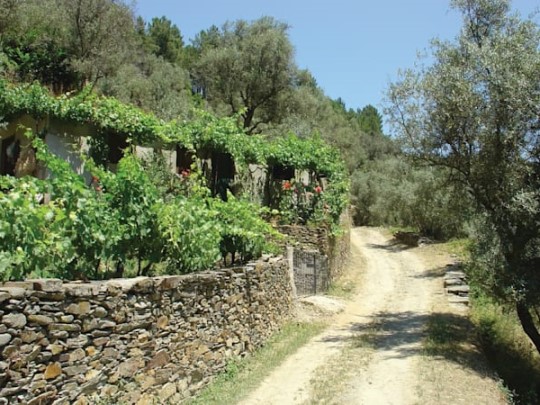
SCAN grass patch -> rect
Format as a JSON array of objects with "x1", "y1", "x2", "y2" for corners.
[
  {"x1": 431, "y1": 238, "x2": 472, "y2": 262},
  {"x1": 470, "y1": 294, "x2": 540, "y2": 404},
  {"x1": 434, "y1": 237, "x2": 472, "y2": 261},
  {"x1": 327, "y1": 278, "x2": 356, "y2": 299},
  {"x1": 387, "y1": 225, "x2": 418, "y2": 235},
  {"x1": 327, "y1": 242, "x2": 364, "y2": 300},
  {"x1": 421, "y1": 311, "x2": 497, "y2": 379},
  {"x1": 424, "y1": 313, "x2": 472, "y2": 357},
  {"x1": 432, "y1": 238, "x2": 540, "y2": 403},
  {"x1": 186, "y1": 321, "x2": 326, "y2": 405}
]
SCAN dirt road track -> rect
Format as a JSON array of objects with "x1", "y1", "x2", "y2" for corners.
[{"x1": 239, "y1": 227, "x2": 507, "y2": 405}]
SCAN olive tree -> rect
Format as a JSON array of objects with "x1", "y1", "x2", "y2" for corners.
[
  {"x1": 192, "y1": 17, "x2": 296, "y2": 134},
  {"x1": 387, "y1": 0, "x2": 540, "y2": 352},
  {"x1": 100, "y1": 53, "x2": 192, "y2": 120},
  {"x1": 60, "y1": 0, "x2": 136, "y2": 88}
]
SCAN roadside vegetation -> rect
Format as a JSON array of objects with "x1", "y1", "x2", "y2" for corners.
[
  {"x1": 470, "y1": 295, "x2": 540, "y2": 403},
  {"x1": 186, "y1": 322, "x2": 326, "y2": 405},
  {"x1": 430, "y1": 239, "x2": 540, "y2": 403},
  {"x1": 384, "y1": 0, "x2": 540, "y2": 399}
]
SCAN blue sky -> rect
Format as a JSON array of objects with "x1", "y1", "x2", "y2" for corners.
[{"x1": 135, "y1": 1, "x2": 538, "y2": 114}]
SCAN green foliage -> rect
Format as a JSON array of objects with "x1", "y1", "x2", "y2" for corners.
[
  {"x1": 60, "y1": 0, "x2": 136, "y2": 87},
  {"x1": 0, "y1": 134, "x2": 292, "y2": 280},
  {"x1": 276, "y1": 179, "x2": 324, "y2": 225},
  {"x1": 192, "y1": 17, "x2": 296, "y2": 133},
  {"x1": 351, "y1": 157, "x2": 471, "y2": 239},
  {"x1": 266, "y1": 134, "x2": 349, "y2": 225},
  {"x1": 0, "y1": 135, "x2": 121, "y2": 280},
  {"x1": 145, "y1": 16, "x2": 184, "y2": 64},
  {"x1": 267, "y1": 134, "x2": 344, "y2": 178},
  {"x1": 0, "y1": 0, "x2": 73, "y2": 89},
  {"x1": 357, "y1": 104, "x2": 383, "y2": 136},
  {"x1": 140, "y1": 151, "x2": 188, "y2": 198},
  {"x1": 33, "y1": 136, "x2": 121, "y2": 279},
  {"x1": 0, "y1": 80, "x2": 349, "y2": 227},
  {"x1": 0, "y1": 13, "x2": 353, "y2": 278},
  {"x1": 184, "y1": 109, "x2": 268, "y2": 166},
  {"x1": 468, "y1": 217, "x2": 540, "y2": 310},
  {"x1": 0, "y1": 0, "x2": 196, "y2": 116},
  {"x1": 156, "y1": 198, "x2": 221, "y2": 273},
  {"x1": 2, "y1": 36, "x2": 77, "y2": 91},
  {"x1": 0, "y1": 2, "x2": 355, "y2": 231},
  {"x1": 99, "y1": 53, "x2": 192, "y2": 121},
  {"x1": 0, "y1": 0, "x2": 137, "y2": 90},
  {"x1": 470, "y1": 293, "x2": 540, "y2": 404},
  {"x1": 0, "y1": 175, "x2": 66, "y2": 280},
  {"x1": 104, "y1": 153, "x2": 163, "y2": 274},
  {"x1": 211, "y1": 195, "x2": 279, "y2": 265},
  {"x1": 387, "y1": 0, "x2": 540, "y2": 351}
]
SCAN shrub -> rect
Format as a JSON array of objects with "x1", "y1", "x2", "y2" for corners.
[
  {"x1": 211, "y1": 195, "x2": 280, "y2": 265},
  {"x1": 156, "y1": 197, "x2": 221, "y2": 273}
]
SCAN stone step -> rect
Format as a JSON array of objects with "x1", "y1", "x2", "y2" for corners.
[
  {"x1": 446, "y1": 285, "x2": 470, "y2": 294},
  {"x1": 444, "y1": 278, "x2": 466, "y2": 287},
  {"x1": 445, "y1": 271, "x2": 466, "y2": 280},
  {"x1": 448, "y1": 296, "x2": 470, "y2": 305}
]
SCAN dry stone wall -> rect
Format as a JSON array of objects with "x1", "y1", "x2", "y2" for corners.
[
  {"x1": 0, "y1": 257, "x2": 293, "y2": 404},
  {"x1": 277, "y1": 225, "x2": 329, "y2": 253},
  {"x1": 328, "y1": 211, "x2": 352, "y2": 282},
  {"x1": 279, "y1": 211, "x2": 351, "y2": 295}
]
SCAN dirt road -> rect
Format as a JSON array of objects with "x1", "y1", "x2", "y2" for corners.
[{"x1": 240, "y1": 227, "x2": 506, "y2": 405}]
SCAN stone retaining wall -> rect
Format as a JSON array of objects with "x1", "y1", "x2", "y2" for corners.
[
  {"x1": 328, "y1": 211, "x2": 352, "y2": 282},
  {"x1": 277, "y1": 225, "x2": 329, "y2": 253},
  {"x1": 280, "y1": 211, "x2": 351, "y2": 294},
  {"x1": 0, "y1": 257, "x2": 293, "y2": 404}
]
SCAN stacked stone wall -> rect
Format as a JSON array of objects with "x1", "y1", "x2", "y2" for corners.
[
  {"x1": 0, "y1": 257, "x2": 293, "y2": 404},
  {"x1": 279, "y1": 210, "x2": 351, "y2": 294},
  {"x1": 277, "y1": 225, "x2": 329, "y2": 253},
  {"x1": 328, "y1": 210, "x2": 352, "y2": 281}
]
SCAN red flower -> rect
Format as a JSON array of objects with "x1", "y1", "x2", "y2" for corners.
[
  {"x1": 314, "y1": 186, "x2": 322, "y2": 194},
  {"x1": 282, "y1": 181, "x2": 292, "y2": 190},
  {"x1": 181, "y1": 169, "x2": 191, "y2": 178},
  {"x1": 91, "y1": 175, "x2": 99, "y2": 183}
]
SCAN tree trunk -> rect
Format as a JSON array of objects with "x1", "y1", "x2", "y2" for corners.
[
  {"x1": 516, "y1": 301, "x2": 540, "y2": 354},
  {"x1": 115, "y1": 261, "x2": 124, "y2": 278},
  {"x1": 243, "y1": 107, "x2": 256, "y2": 133},
  {"x1": 94, "y1": 259, "x2": 101, "y2": 280}
]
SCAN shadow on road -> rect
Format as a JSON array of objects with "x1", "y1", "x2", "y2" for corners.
[
  {"x1": 409, "y1": 265, "x2": 445, "y2": 279},
  {"x1": 365, "y1": 242, "x2": 415, "y2": 253},
  {"x1": 319, "y1": 310, "x2": 492, "y2": 378}
]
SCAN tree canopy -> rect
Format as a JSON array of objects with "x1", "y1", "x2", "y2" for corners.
[
  {"x1": 387, "y1": 0, "x2": 540, "y2": 353},
  {"x1": 145, "y1": 16, "x2": 184, "y2": 64},
  {"x1": 192, "y1": 17, "x2": 296, "y2": 134}
]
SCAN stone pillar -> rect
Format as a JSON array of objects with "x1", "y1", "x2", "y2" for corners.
[{"x1": 287, "y1": 246, "x2": 297, "y2": 299}]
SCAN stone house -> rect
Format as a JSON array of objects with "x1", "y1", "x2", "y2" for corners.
[{"x1": 0, "y1": 114, "x2": 316, "y2": 205}]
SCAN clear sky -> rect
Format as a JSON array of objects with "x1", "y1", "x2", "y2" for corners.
[{"x1": 135, "y1": 0, "x2": 538, "y2": 114}]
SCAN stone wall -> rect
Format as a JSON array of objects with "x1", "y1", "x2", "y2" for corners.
[
  {"x1": 328, "y1": 211, "x2": 352, "y2": 282},
  {"x1": 0, "y1": 257, "x2": 293, "y2": 404},
  {"x1": 277, "y1": 225, "x2": 329, "y2": 254},
  {"x1": 279, "y1": 210, "x2": 351, "y2": 295}
]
